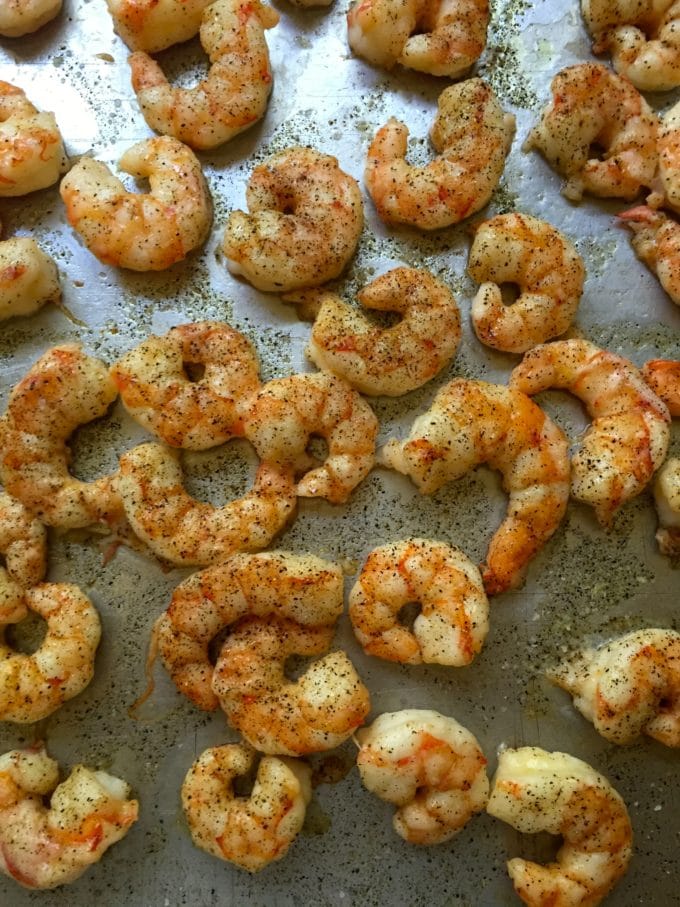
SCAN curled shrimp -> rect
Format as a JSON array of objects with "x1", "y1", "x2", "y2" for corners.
[
  {"x1": 0, "y1": 745, "x2": 138, "y2": 889},
  {"x1": 365, "y1": 79, "x2": 515, "y2": 231},
  {"x1": 347, "y1": 0, "x2": 489, "y2": 77},
  {"x1": 181, "y1": 743, "x2": 311, "y2": 872},
  {"x1": 0, "y1": 492, "x2": 46, "y2": 614},
  {"x1": 650, "y1": 100, "x2": 680, "y2": 213},
  {"x1": 212, "y1": 616, "x2": 371, "y2": 755},
  {"x1": 487, "y1": 746, "x2": 633, "y2": 907},
  {"x1": 0, "y1": 344, "x2": 123, "y2": 530},
  {"x1": 0, "y1": 81, "x2": 66, "y2": 198},
  {"x1": 223, "y1": 146, "x2": 364, "y2": 292},
  {"x1": 116, "y1": 442, "x2": 296, "y2": 566},
  {"x1": 356, "y1": 709, "x2": 489, "y2": 845},
  {"x1": 468, "y1": 213, "x2": 585, "y2": 354},
  {"x1": 0, "y1": 0, "x2": 61, "y2": 36},
  {"x1": 380, "y1": 378, "x2": 570, "y2": 595},
  {"x1": 349, "y1": 539, "x2": 489, "y2": 665},
  {"x1": 106, "y1": 0, "x2": 212, "y2": 51},
  {"x1": 641, "y1": 358, "x2": 680, "y2": 416},
  {"x1": 295, "y1": 267, "x2": 461, "y2": 397},
  {"x1": 0, "y1": 237, "x2": 60, "y2": 321},
  {"x1": 654, "y1": 456, "x2": 680, "y2": 556},
  {"x1": 59, "y1": 136, "x2": 212, "y2": 272},
  {"x1": 523, "y1": 63, "x2": 658, "y2": 202},
  {"x1": 509, "y1": 338, "x2": 671, "y2": 526},
  {"x1": 154, "y1": 551, "x2": 343, "y2": 711},
  {"x1": 111, "y1": 322, "x2": 261, "y2": 450},
  {"x1": 620, "y1": 205, "x2": 680, "y2": 305},
  {"x1": 129, "y1": 0, "x2": 279, "y2": 152}
]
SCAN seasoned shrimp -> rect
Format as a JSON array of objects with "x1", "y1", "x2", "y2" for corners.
[
  {"x1": 654, "y1": 456, "x2": 680, "y2": 556},
  {"x1": 243, "y1": 372, "x2": 379, "y2": 504},
  {"x1": 641, "y1": 358, "x2": 680, "y2": 416},
  {"x1": 154, "y1": 551, "x2": 343, "y2": 710},
  {"x1": 468, "y1": 213, "x2": 585, "y2": 354},
  {"x1": 223, "y1": 147, "x2": 363, "y2": 293},
  {"x1": 487, "y1": 746, "x2": 633, "y2": 907},
  {"x1": 181, "y1": 743, "x2": 311, "y2": 872},
  {"x1": 365, "y1": 79, "x2": 515, "y2": 230},
  {"x1": 106, "y1": 0, "x2": 212, "y2": 51},
  {"x1": 111, "y1": 322, "x2": 261, "y2": 450},
  {"x1": 347, "y1": 0, "x2": 489, "y2": 77},
  {"x1": 0, "y1": 745, "x2": 138, "y2": 889},
  {"x1": 116, "y1": 442, "x2": 296, "y2": 566},
  {"x1": 356, "y1": 709, "x2": 489, "y2": 845},
  {"x1": 523, "y1": 63, "x2": 658, "y2": 202},
  {"x1": 0, "y1": 344, "x2": 123, "y2": 530},
  {"x1": 0, "y1": 492, "x2": 46, "y2": 615},
  {"x1": 60, "y1": 136, "x2": 212, "y2": 272},
  {"x1": 0, "y1": 82, "x2": 66, "y2": 198},
  {"x1": 129, "y1": 0, "x2": 279, "y2": 151},
  {"x1": 510, "y1": 339, "x2": 671, "y2": 526},
  {"x1": 0, "y1": 237, "x2": 60, "y2": 321},
  {"x1": 212, "y1": 616, "x2": 371, "y2": 755},
  {"x1": 0, "y1": 583, "x2": 101, "y2": 723},
  {"x1": 380, "y1": 379, "x2": 570, "y2": 595},
  {"x1": 297, "y1": 267, "x2": 461, "y2": 397},
  {"x1": 349, "y1": 539, "x2": 489, "y2": 665},
  {"x1": 0, "y1": 0, "x2": 61, "y2": 36},
  {"x1": 620, "y1": 206, "x2": 680, "y2": 305},
  {"x1": 650, "y1": 99, "x2": 680, "y2": 213}
]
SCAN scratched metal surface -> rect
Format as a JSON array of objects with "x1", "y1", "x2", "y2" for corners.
[{"x1": 0, "y1": 0, "x2": 679, "y2": 903}]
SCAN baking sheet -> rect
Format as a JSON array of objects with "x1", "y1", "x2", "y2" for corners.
[{"x1": 1, "y1": 0, "x2": 679, "y2": 902}]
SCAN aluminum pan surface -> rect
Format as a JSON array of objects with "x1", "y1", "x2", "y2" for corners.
[{"x1": 0, "y1": 0, "x2": 679, "y2": 903}]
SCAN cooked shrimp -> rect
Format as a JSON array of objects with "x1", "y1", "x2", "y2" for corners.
[
  {"x1": 0, "y1": 492, "x2": 46, "y2": 617},
  {"x1": 365, "y1": 79, "x2": 515, "y2": 230},
  {"x1": 297, "y1": 267, "x2": 461, "y2": 397},
  {"x1": 0, "y1": 81, "x2": 66, "y2": 198},
  {"x1": 116, "y1": 442, "x2": 296, "y2": 566},
  {"x1": 654, "y1": 456, "x2": 680, "y2": 556},
  {"x1": 154, "y1": 551, "x2": 343, "y2": 710},
  {"x1": 356, "y1": 709, "x2": 489, "y2": 845},
  {"x1": 0, "y1": 344, "x2": 123, "y2": 530},
  {"x1": 510, "y1": 338, "x2": 671, "y2": 526},
  {"x1": 620, "y1": 205, "x2": 680, "y2": 305},
  {"x1": 641, "y1": 358, "x2": 680, "y2": 416},
  {"x1": 468, "y1": 213, "x2": 585, "y2": 354},
  {"x1": 0, "y1": 0, "x2": 61, "y2": 36},
  {"x1": 111, "y1": 322, "x2": 261, "y2": 450},
  {"x1": 347, "y1": 0, "x2": 489, "y2": 77},
  {"x1": 212, "y1": 616, "x2": 371, "y2": 755},
  {"x1": 223, "y1": 146, "x2": 363, "y2": 293},
  {"x1": 651, "y1": 99, "x2": 680, "y2": 213},
  {"x1": 380, "y1": 379, "x2": 570, "y2": 595},
  {"x1": 487, "y1": 746, "x2": 633, "y2": 907},
  {"x1": 0, "y1": 583, "x2": 101, "y2": 723},
  {"x1": 523, "y1": 63, "x2": 658, "y2": 202},
  {"x1": 181, "y1": 743, "x2": 311, "y2": 872},
  {"x1": 349, "y1": 539, "x2": 489, "y2": 665},
  {"x1": 0, "y1": 745, "x2": 138, "y2": 889},
  {"x1": 0, "y1": 237, "x2": 60, "y2": 321},
  {"x1": 59, "y1": 136, "x2": 212, "y2": 272},
  {"x1": 106, "y1": 0, "x2": 212, "y2": 51},
  {"x1": 242, "y1": 372, "x2": 379, "y2": 504}
]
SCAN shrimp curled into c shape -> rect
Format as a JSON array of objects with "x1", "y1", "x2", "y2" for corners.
[
  {"x1": 0, "y1": 238, "x2": 61, "y2": 321},
  {"x1": 619, "y1": 206, "x2": 680, "y2": 306},
  {"x1": 0, "y1": 492, "x2": 47, "y2": 615},
  {"x1": 641, "y1": 358, "x2": 680, "y2": 416},
  {"x1": 0, "y1": 0, "x2": 62, "y2": 36},
  {"x1": 487, "y1": 746, "x2": 633, "y2": 907},
  {"x1": 59, "y1": 136, "x2": 212, "y2": 272},
  {"x1": 105, "y1": 0, "x2": 213, "y2": 52}
]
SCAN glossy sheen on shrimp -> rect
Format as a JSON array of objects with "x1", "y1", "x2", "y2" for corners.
[
  {"x1": 129, "y1": 0, "x2": 279, "y2": 151},
  {"x1": 60, "y1": 136, "x2": 212, "y2": 271},
  {"x1": 641, "y1": 358, "x2": 680, "y2": 416},
  {"x1": 380, "y1": 379, "x2": 570, "y2": 595},
  {"x1": 0, "y1": 0, "x2": 61, "y2": 36},
  {"x1": 487, "y1": 746, "x2": 633, "y2": 907},
  {"x1": 0, "y1": 492, "x2": 46, "y2": 614},
  {"x1": 0, "y1": 238, "x2": 60, "y2": 321},
  {"x1": 654, "y1": 457, "x2": 680, "y2": 556},
  {"x1": 106, "y1": 0, "x2": 212, "y2": 51},
  {"x1": 620, "y1": 206, "x2": 680, "y2": 305}
]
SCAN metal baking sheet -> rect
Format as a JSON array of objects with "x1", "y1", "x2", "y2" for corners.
[{"x1": 1, "y1": 0, "x2": 679, "y2": 902}]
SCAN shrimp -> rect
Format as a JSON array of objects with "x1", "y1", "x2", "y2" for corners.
[
  {"x1": 296, "y1": 267, "x2": 461, "y2": 397},
  {"x1": 487, "y1": 746, "x2": 633, "y2": 907},
  {"x1": 349, "y1": 539, "x2": 489, "y2": 665},
  {"x1": 0, "y1": 492, "x2": 46, "y2": 616},
  {"x1": 509, "y1": 339, "x2": 671, "y2": 526},
  {"x1": 356, "y1": 709, "x2": 489, "y2": 845},
  {"x1": 468, "y1": 213, "x2": 585, "y2": 355},
  {"x1": 650, "y1": 99, "x2": 680, "y2": 213},
  {"x1": 111, "y1": 322, "x2": 261, "y2": 450},
  {"x1": 0, "y1": 745, "x2": 138, "y2": 889},
  {"x1": 523, "y1": 63, "x2": 658, "y2": 202},
  {"x1": 212, "y1": 616, "x2": 371, "y2": 755},
  {"x1": 619, "y1": 206, "x2": 680, "y2": 305},
  {"x1": 222, "y1": 146, "x2": 364, "y2": 293},
  {"x1": 105, "y1": 0, "x2": 213, "y2": 52},
  {"x1": 0, "y1": 344, "x2": 123, "y2": 531},
  {"x1": 242, "y1": 372, "x2": 379, "y2": 504},
  {"x1": 181, "y1": 743, "x2": 311, "y2": 872},
  {"x1": 0, "y1": 237, "x2": 60, "y2": 321},
  {"x1": 654, "y1": 456, "x2": 680, "y2": 556},
  {"x1": 347, "y1": 0, "x2": 489, "y2": 78},
  {"x1": 641, "y1": 358, "x2": 680, "y2": 416},
  {"x1": 59, "y1": 136, "x2": 212, "y2": 272},
  {"x1": 116, "y1": 442, "x2": 296, "y2": 566},
  {"x1": 0, "y1": 583, "x2": 101, "y2": 723},
  {"x1": 0, "y1": 81, "x2": 66, "y2": 198},
  {"x1": 0, "y1": 0, "x2": 61, "y2": 36},
  {"x1": 380, "y1": 379, "x2": 570, "y2": 595},
  {"x1": 129, "y1": 0, "x2": 279, "y2": 152},
  {"x1": 365, "y1": 79, "x2": 515, "y2": 231},
  {"x1": 154, "y1": 551, "x2": 343, "y2": 711}
]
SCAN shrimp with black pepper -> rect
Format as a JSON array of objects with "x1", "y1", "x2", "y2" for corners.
[{"x1": 0, "y1": 238, "x2": 60, "y2": 321}]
